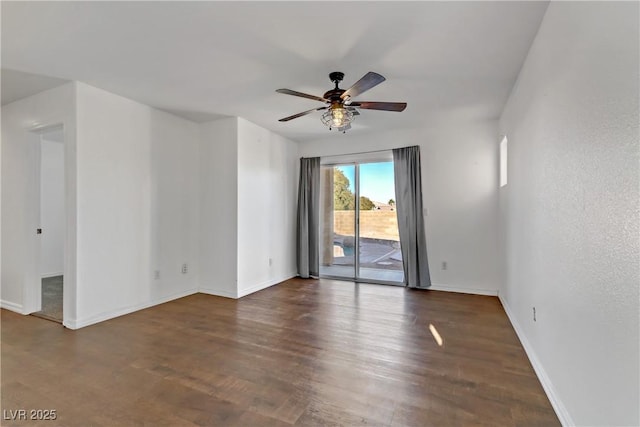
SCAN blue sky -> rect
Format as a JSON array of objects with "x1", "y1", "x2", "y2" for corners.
[{"x1": 337, "y1": 162, "x2": 396, "y2": 203}]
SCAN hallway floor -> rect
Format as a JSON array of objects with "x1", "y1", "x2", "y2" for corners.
[{"x1": 32, "y1": 275, "x2": 63, "y2": 323}]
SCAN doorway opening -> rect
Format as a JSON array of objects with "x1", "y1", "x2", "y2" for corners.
[
  {"x1": 32, "y1": 126, "x2": 65, "y2": 323},
  {"x1": 319, "y1": 153, "x2": 404, "y2": 285}
]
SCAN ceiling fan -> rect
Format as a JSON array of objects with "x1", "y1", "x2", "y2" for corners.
[{"x1": 276, "y1": 71, "x2": 407, "y2": 133}]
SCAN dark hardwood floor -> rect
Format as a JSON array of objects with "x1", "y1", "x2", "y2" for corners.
[{"x1": 1, "y1": 278, "x2": 559, "y2": 426}]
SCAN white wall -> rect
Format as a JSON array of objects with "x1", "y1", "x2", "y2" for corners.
[
  {"x1": 40, "y1": 136, "x2": 65, "y2": 277},
  {"x1": 237, "y1": 118, "x2": 297, "y2": 296},
  {"x1": 298, "y1": 121, "x2": 501, "y2": 295},
  {"x1": 1, "y1": 82, "x2": 77, "y2": 318},
  {"x1": 3, "y1": 82, "x2": 296, "y2": 328},
  {"x1": 199, "y1": 117, "x2": 298, "y2": 298},
  {"x1": 73, "y1": 82, "x2": 200, "y2": 328},
  {"x1": 499, "y1": 2, "x2": 639, "y2": 426},
  {"x1": 199, "y1": 117, "x2": 239, "y2": 298},
  {"x1": 150, "y1": 104, "x2": 201, "y2": 304}
]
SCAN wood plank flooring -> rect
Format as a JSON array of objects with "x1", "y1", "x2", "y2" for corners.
[{"x1": 1, "y1": 278, "x2": 559, "y2": 426}]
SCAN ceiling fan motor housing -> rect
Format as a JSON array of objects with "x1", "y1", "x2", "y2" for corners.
[{"x1": 323, "y1": 88, "x2": 346, "y2": 102}]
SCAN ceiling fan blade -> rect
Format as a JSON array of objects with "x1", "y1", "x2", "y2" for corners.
[
  {"x1": 276, "y1": 88, "x2": 328, "y2": 103},
  {"x1": 340, "y1": 72, "x2": 386, "y2": 100},
  {"x1": 278, "y1": 106, "x2": 327, "y2": 122},
  {"x1": 350, "y1": 102, "x2": 407, "y2": 112}
]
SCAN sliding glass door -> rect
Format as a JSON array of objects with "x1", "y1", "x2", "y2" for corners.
[
  {"x1": 319, "y1": 164, "x2": 356, "y2": 279},
  {"x1": 319, "y1": 157, "x2": 404, "y2": 284},
  {"x1": 357, "y1": 162, "x2": 404, "y2": 283}
]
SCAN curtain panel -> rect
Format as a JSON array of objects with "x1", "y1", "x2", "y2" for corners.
[
  {"x1": 393, "y1": 146, "x2": 431, "y2": 288},
  {"x1": 296, "y1": 157, "x2": 320, "y2": 278}
]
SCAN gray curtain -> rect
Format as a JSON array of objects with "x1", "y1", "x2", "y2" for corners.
[
  {"x1": 393, "y1": 146, "x2": 431, "y2": 288},
  {"x1": 297, "y1": 157, "x2": 320, "y2": 278}
]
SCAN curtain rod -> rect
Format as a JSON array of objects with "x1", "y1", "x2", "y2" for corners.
[{"x1": 302, "y1": 147, "x2": 398, "y2": 160}]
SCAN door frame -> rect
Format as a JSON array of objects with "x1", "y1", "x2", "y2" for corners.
[
  {"x1": 25, "y1": 122, "x2": 74, "y2": 324},
  {"x1": 319, "y1": 152, "x2": 404, "y2": 286}
]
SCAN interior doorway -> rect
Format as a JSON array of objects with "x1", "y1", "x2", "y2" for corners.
[
  {"x1": 319, "y1": 153, "x2": 404, "y2": 285},
  {"x1": 32, "y1": 127, "x2": 65, "y2": 323}
]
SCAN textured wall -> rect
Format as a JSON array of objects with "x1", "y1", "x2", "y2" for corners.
[{"x1": 499, "y1": 2, "x2": 639, "y2": 425}]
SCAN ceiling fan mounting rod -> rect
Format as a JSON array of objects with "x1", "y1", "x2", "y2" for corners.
[{"x1": 324, "y1": 72, "x2": 347, "y2": 102}]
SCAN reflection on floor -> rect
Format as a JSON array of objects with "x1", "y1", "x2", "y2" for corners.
[{"x1": 32, "y1": 275, "x2": 63, "y2": 323}]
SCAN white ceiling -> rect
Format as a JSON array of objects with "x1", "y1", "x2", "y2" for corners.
[
  {"x1": 1, "y1": 1, "x2": 549, "y2": 142},
  {"x1": 1, "y1": 69, "x2": 69, "y2": 105}
]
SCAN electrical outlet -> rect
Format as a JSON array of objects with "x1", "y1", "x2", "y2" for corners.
[
  {"x1": 154, "y1": 270, "x2": 160, "y2": 280},
  {"x1": 533, "y1": 307, "x2": 536, "y2": 322},
  {"x1": 269, "y1": 258, "x2": 273, "y2": 267},
  {"x1": 181, "y1": 263, "x2": 188, "y2": 274},
  {"x1": 441, "y1": 261, "x2": 447, "y2": 270}
]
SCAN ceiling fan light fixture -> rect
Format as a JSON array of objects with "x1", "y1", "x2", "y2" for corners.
[
  {"x1": 276, "y1": 71, "x2": 405, "y2": 132},
  {"x1": 321, "y1": 103, "x2": 354, "y2": 131}
]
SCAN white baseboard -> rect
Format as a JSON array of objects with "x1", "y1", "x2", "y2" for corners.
[
  {"x1": 498, "y1": 295, "x2": 574, "y2": 427},
  {"x1": 41, "y1": 272, "x2": 63, "y2": 279},
  {"x1": 237, "y1": 272, "x2": 296, "y2": 298},
  {"x1": 1, "y1": 299, "x2": 24, "y2": 314},
  {"x1": 64, "y1": 288, "x2": 198, "y2": 330},
  {"x1": 199, "y1": 287, "x2": 238, "y2": 299},
  {"x1": 429, "y1": 283, "x2": 498, "y2": 296}
]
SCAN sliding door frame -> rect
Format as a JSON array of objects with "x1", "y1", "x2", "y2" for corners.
[
  {"x1": 319, "y1": 154, "x2": 404, "y2": 287},
  {"x1": 354, "y1": 163, "x2": 360, "y2": 280}
]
